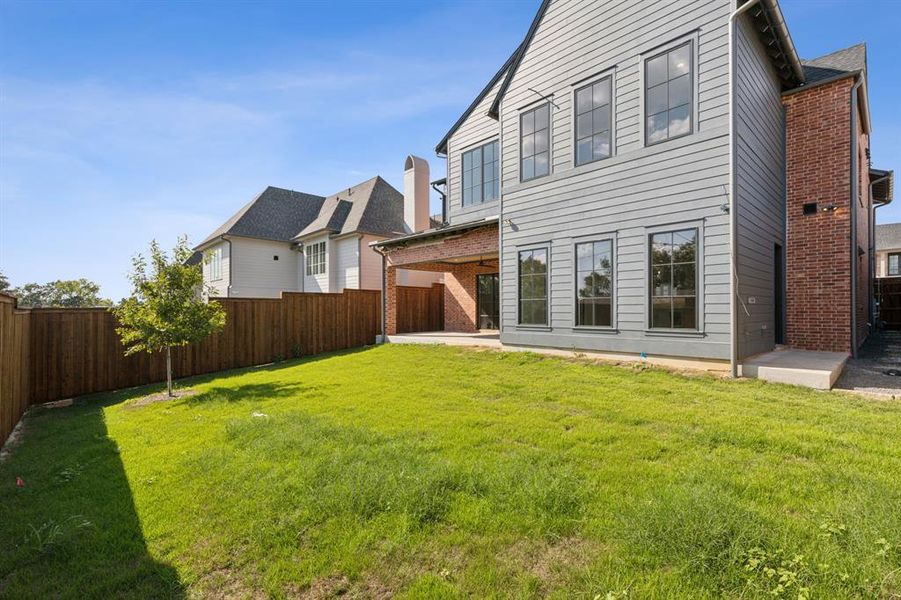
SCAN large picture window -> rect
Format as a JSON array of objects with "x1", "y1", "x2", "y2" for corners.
[
  {"x1": 889, "y1": 253, "x2": 901, "y2": 276},
  {"x1": 306, "y1": 241, "x2": 326, "y2": 276},
  {"x1": 462, "y1": 140, "x2": 499, "y2": 206},
  {"x1": 520, "y1": 103, "x2": 550, "y2": 181},
  {"x1": 650, "y1": 229, "x2": 697, "y2": 329},
  {"x1": 518, "y1": 248, "x2": 548, "y2": 325},
  {"x1": 576, "y1": 240, "x2": 613, "y2": 327},
  {"x1": 575, "y1": 76, "x2": 612, "y2": 165},
  {"x1": 645, "y1": 41, "x2": 692, "y2": 145}
]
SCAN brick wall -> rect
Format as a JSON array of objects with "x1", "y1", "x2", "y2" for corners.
[
  {"x1": 783, "y1": 77, "x2": 859, "y2": 353},
  {"x1": 384, "y1": 224, "x2": 499, "y2": 334}
]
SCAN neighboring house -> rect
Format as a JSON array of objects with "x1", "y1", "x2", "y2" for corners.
[
  {"x1": 195, "y1": 168, "x2": 439, "y2": 298},
  {"x1": 374, "y1": 0, "x2": 894, "y2": 371},
  {"x1": 876, "y1": 222, "x2": 901, "y2": 277}
]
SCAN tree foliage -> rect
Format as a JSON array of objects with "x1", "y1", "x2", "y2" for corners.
[
  {"x1": 0, "y1": 270, "x2": 9, "y2": 293},
  {"x1": 114, "y1": 237, "x2": 226, "y2": 357},
  {"x1": 11, "y1": 278, "x2": 112, "y2": 307}
]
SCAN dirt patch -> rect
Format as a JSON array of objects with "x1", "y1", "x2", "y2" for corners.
[
  {"x1": 125, "y1": 388, "x2": 198, "y2": 409},
  {"x1": 502, "y1": 537, "x2": 605, "y2": 590},
  {"x1": 194, "y1": 567, "x2": 266, "y2": 600}
]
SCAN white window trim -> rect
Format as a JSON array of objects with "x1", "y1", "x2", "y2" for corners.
[
  {"x1": 207, "y1": 247, "x2": 222, "y2": 281},
  {"x1": 517, "y1": 98, "x2": 554, "y2": 183},
  {"x1": 516, "y1": 243, "x2": 551, "y2": 329},
  {"x1": 306, "y1": 241, "x2": 327, "y2": 276},
  {"x1": 572, "y1": 231, "x2": 618, "y2": 331},
  {"x1": 570, "y1": 66, "x2": 617, "y2": 168},
  {"x1": 639, "y1": 30, "x2": 700, "y2": 149},
  {"x1": 643, "y1": 219, "x2": 705, "y2": 335}
]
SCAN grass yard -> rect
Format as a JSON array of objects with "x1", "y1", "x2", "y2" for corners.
[{"x1": 1, "y1": 344, "x2": 900, "y2": 599}]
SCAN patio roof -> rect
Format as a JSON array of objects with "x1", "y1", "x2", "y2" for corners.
[{"x1": 370, "y1": 216, "x2": 499, "y2": 250}]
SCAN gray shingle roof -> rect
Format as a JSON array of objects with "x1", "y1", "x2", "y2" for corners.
[
  {"x1": 197, "y1": 186, "x2": 326, "y2": 248},
  {"x1": 800, "y1": 43, "x2": 866, "y2": 86},
  {"x1": 293, "y1": 176, "x2": 405, "y2": 240},
  {"x1": 876, "y1": 223, "x2": 901, "y2": 251}
]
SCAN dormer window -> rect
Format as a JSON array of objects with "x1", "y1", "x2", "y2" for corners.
[
  {"x1": 520, "y1": 103, "x2": 550, "y2": 182},
  {"x1": 462, "y1": 140, "x2": 499, "y2": 206}
]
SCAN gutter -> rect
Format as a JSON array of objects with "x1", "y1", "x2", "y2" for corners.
[
  {"x1": 728, "y1": 0, "x2": 762, "y2": 378},
  {"x1": 850, "y1": 76, "x2": 863, "y2": 356}
]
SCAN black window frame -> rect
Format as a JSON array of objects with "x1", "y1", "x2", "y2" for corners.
[
  {"x1": 644, "y1": 40, "x2": 693, "y2": 146},
  {"x1": 305, "y1": 241, "x2": 326, "y2": 276},
  {"x1": 461, "y1": 139, "x2": 499, "y2": 206},
  {"x1": 518, "y1": 247, "x2": 549, "y2": 326},
  {"x1": 889, "y1": 252, "x2": 901, "y2": 276},
  {"x1": 575, "y1": 239, "x2": 614, "y2": 328},
  {"x1": 520, "y1": 102, "x2": 551, "y2": 182},
  {"x1": 649, "y1": 228, "x2": 699, "y2": 330},
  {"x1": 574, "y1": 75, "x2": 613, "y2": 167}
]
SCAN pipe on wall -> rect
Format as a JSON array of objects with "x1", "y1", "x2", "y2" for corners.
[
  {"x1": 728, "y1": 0, "x2": 762, "y2": 378},
  {"x1": 850, "y1": 77, "x2": 863, "y2": 356}
]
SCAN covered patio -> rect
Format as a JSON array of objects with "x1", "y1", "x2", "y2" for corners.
[{"x1": 373, "y1": 218, "x2": 500, "y2": 335}]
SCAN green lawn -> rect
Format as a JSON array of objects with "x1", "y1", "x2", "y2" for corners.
[{"x1": 1, "y1": 345, "x2": 900, "y2": 599}]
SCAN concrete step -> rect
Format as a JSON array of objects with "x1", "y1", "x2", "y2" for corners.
[{"x1": 740, "y1": 349, "x2": 849, "y2": 390}]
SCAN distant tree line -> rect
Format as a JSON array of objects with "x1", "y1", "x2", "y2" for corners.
[{"x1": 0, "y1": 270, "x2": 112, "y2": 308}]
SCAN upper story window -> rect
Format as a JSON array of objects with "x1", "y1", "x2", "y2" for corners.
[
  {"x1": 518, "y1": 248, "x2": 548, "y2": 325},
  {"x1": 520, "y1": 103, "x2": 550, "y2": 182},
  {"x1": 650, "y1": 228, "x2": 697, "y2": 329},
  {"x1": 306, "y1": 241, "x2": 326, "y2": 276},
  {"x1": 462, "y1": 140, "x2": 499, "y2": 206},
  {"x1": 575, "y1": 76, "x2": 612, "y2": 166},
  {"x1": 207, "y1": 247, "x2": 222, "y2": 280},
  {"x1": 576, "y1": 240, "x2": 613, "y2": 327},
  {"x1": 645, "y1": 42, "x2": 692, "y2": 145},
  {"x1": 889, "y1": 253, "x2": 901, "y2": 276}
]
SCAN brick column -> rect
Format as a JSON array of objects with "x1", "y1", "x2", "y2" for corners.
[
  {"x1": 385, "y1": 265, "x2": 398, "y2": 335},
  {"x1": 445, "y1": 264, "x2": 478, "y2": 333}
]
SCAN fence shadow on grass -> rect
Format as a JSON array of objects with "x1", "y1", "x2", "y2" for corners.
[{"x1": 0, "y1": 400, "x2": 185, "y2": 598}]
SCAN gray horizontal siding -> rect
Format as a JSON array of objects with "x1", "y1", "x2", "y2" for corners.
[
  {"x1": 734, "y1": 14, "x2": 786, "y2": 360},
  {"x1": 497, "y1": 0, "x2": 733, "y2": 361},
  {"x1": 445, "y1": 77, "x2": 503, "y2": 225}
]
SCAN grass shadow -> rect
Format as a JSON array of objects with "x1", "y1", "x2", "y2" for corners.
[{"x1": 0, "y1": 400, "x2": 185, "y2": 598}]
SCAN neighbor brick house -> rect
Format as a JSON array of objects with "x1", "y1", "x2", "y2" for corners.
[{"x1": 373, "y1": 0, "x2": 894, "y2": 371}]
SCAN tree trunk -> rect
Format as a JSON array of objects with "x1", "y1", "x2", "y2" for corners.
[{"x1": 166, "y1": 346, "x2": 173, "y2": 397}]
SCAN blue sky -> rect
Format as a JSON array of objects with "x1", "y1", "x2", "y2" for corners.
[{"x1": 1, "y1": 0, "x2": 899, "y2": 300}]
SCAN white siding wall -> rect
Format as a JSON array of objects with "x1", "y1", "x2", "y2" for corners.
[
  {"x1": 229, "y1": 238, "x2": 298, "y2": 298},
  {"x1": 334, "y1": 236, "x2": 360, "y2": 291},
  {"x1": 202, "y1": 240, "x2": 230, "y2": 297},
  {"x1": 359, "y1": 234, "x2": 386, "y2": 291},
  {"x1": 482, "y1": 0, "x2": 734, "y2": 360},
  {"x1": 303, "y1": 234, "x2": 331, "y2": 293}
]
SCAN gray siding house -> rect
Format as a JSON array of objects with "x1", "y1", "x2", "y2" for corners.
[{"x1": 375, "y1": 0, "x2": 890, "y2": 373}]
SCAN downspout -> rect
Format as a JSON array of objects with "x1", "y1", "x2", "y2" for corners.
[
  {"x1": 728, "y1": 0, "x2": 761, "y2": 378},
  {"x1": 870, "y1": 172, "x2": 891, "y2": 323},
  {"x1": 378, "y1": 248, "x2": 387, "y2": 343},
  {"x1": 497, "y1": 97, "x2": 505, "y2": 338},
  {"x1": 850, "y1": 77, "x2": 863, "y2": 356}
]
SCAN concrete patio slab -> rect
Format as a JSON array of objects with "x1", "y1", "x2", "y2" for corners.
[{"x1": 740, "y1": 348, "x2": 848, "y2": 390}]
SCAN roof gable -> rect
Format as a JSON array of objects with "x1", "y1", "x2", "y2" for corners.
[{"x1": 294, "y1": 176, "x2": 405, "y2": 239}]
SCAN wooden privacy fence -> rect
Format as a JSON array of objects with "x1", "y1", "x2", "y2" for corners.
[
  {"x1": 877, "y1": 277, "x2": 901, "y2": 330},
  {"x1": 395, "y1": 283, "x2": 444, "y2": 333},
  {"x1": 0, "y1": 295, "x2": 30, "y2": 447},
  {"x1": 0, "y1": 290, "x2": 381, "y2": 443}
]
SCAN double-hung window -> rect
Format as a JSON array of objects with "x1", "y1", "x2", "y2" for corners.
[
  {"x1": 576, "y1": 240, "x2": 613, "y2": 327},
  {"x1": 462, "y1": 140, "x2": 499, "y2": 205},
  {"x1": 306, "y1": 241, "x2": 326, "y2": 276},
  {"x1": 518, "y1": 248, "x2": 548, "y2": 325},
  {"x1": 575, "y1": 76, "x2": 612, "y2": 165},
  {"x1": 889, "y1": 253, "x2": 901, "y2": 276},
  {"x1": 645, "y1": 41, "x2": 692, "y2": 145},
  {"x1": 520, "y1": 103, "x2": 550, "y2": 181},
  {"x1": 650, "y1": 229, "x2": 697, "y2": 329},
  {"x1": 207, "y1": 247, "x2": 222, "y2": 280}
]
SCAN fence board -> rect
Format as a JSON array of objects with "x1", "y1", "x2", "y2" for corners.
[
  {"x1": 877, "y1": 277, "x2": 901, "y2": 330},
  {"x1": 396, "y1": 284, "x2": 445, "y2": 333},
  {"x1": 0, "y1": 295, "x2": 30, "y2": 445}
]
